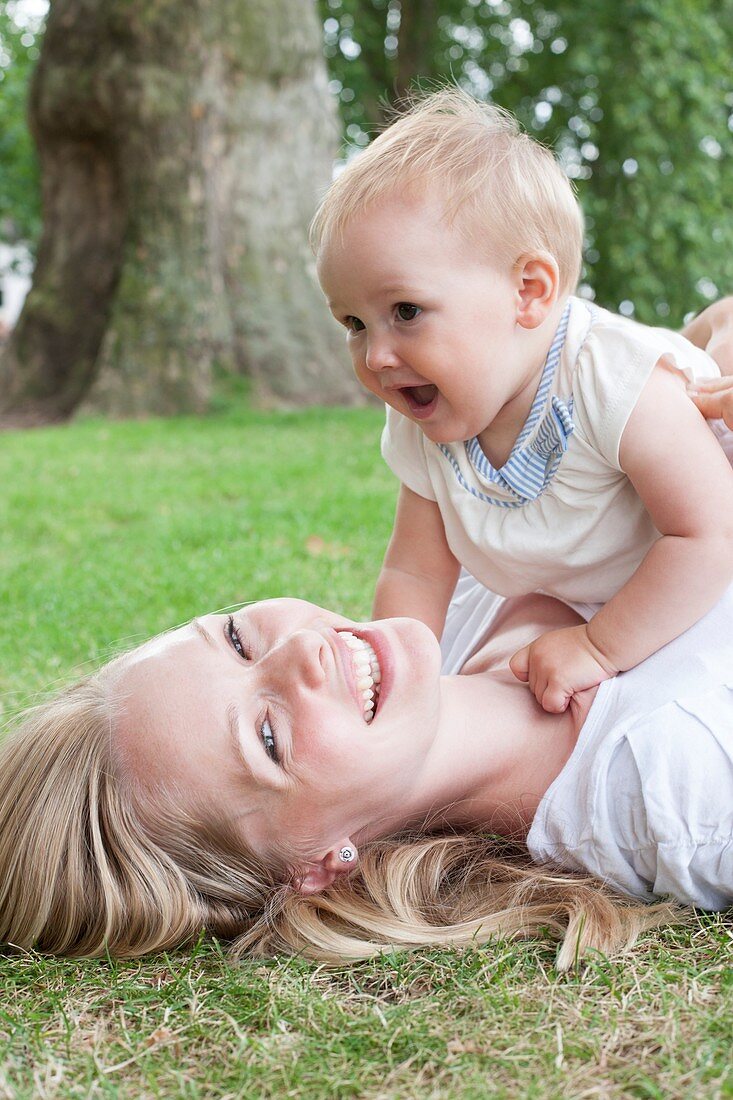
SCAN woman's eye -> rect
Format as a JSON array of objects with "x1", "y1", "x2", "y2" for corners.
[
  {"x1": 226, "y1": 615, "x2": 250, "y2": 660},
  {"x1": 260, "y1": 714, "x2": 279, "y2": 763},
  {"x1": 396, "y1": 303, "x2": 421, "y2": 322},
  {"x1": 345, "y1": 315, "x2": 365, "y2": 333}
]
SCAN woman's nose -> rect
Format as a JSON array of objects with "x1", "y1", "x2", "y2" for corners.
[{"x1": 264, "y1": 630, "x2": 327, "y2": 691}]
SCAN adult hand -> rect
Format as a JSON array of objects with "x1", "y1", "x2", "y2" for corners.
[
  {"x1": 681, "y1": 296, "x2": 733, "y2": 376},
  {"x1": 688, "y1": 377, "x2": 733, "y2": 431}
]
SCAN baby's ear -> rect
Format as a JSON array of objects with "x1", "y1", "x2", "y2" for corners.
[
  {"x1": 292, "y1": 840, "x2": 358, "y2": 896},
  {"x1": 515, "y1": 252, "x2": 560, "y2": 329}
]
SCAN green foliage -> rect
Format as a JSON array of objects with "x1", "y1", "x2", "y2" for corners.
[
  {"x1": 0, "y1": 2, "x2": 44, "y2": 247},
  {"x1": 318, "y1": 0, "x2": 733, "y2": 324},
  {"x1": 512, "y1": 0, "x2": 733, "y2": 324},
  {"x1": 2, "y1": 0, "x2": 731, "y2": 320}
]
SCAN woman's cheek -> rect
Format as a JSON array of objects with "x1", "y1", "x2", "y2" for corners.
[{"x1": 295, "y1": 717, "x2": 346, "y2": 770}]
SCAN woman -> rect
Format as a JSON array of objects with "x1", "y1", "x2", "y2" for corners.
[{"x1": 1, "y1": 306, "x2": 732, "y2": 966}]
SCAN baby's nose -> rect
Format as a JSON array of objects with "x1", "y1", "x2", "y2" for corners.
[{"x1": 365, "y1": 336, "x2": 399, "y2": 373}]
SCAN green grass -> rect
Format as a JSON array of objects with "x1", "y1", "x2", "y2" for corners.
[
  {"x1": 2, "y1": 404, "x2": 732, "y2": 1098},
  {"x1": 0, "y1": 406, "x2": 393, "y2": 716}
]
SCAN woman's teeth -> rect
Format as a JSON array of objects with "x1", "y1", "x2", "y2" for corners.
[{"x1": 338, "y1": 631, "x2": 382, "y2": 723}]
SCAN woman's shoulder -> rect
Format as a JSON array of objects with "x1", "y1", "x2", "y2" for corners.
[
  {"x1": 546, "y1": 585, "x2": 733, "y2": 808},
  {"x1": 532, "y1": 584, "x2": 733, "y2": 806},
  {"x1": 608, "y1": 583, "x2": 733, "y2": 720},
  {"x1": 528, "y1": 591, "x2": 733, "y2": 908}
]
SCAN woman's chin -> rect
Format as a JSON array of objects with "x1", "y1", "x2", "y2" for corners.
[
  {"x1": 393, "y1": 614, "x2": 443, "y2": 663},
  {"x1": 370, "y1": 615, "x2": 443, "y2": 718},
  {"x1": 367, "y1": 614, "x2": 441, "y2": 663}
]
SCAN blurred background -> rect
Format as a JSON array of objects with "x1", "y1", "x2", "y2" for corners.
[{"x1": 0, "y1": 0, "x2": 731, "y2": 425}]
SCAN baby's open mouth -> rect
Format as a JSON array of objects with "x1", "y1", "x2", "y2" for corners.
[
  {"x1": 337, "y1": 631, "x2": 382, "y2": 723},
  {"x1": 403, "y1": 384, "x2": 438, "y2": 407}
]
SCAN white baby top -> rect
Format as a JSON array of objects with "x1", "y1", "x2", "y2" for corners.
[
  {"x1": 382, "y1": 297, "x2": 721, "y2": 603},
  {"x1": 440, "y1": 572, "x2": 733, "y2": 909}
]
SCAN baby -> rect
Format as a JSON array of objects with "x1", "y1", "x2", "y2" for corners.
[{"x1": 312, "y1": 88, "x2": 733, "y2": 713}]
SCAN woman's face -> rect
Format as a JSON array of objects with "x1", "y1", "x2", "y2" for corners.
[{"x1": 115, "y1": 599, "x2": 442, "y2": 868}]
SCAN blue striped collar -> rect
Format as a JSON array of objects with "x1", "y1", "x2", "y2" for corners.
[{"x1": 449, "y1": 300, "x2": 574, "y2": 506}]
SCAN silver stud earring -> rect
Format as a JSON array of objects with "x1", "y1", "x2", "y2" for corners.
[{"x1": 338, "y1": 846, "x2": 355, "y2": 863}]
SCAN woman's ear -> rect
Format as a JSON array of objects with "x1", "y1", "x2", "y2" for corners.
[
  {"x1": 514, "y1": 253, "x2": 560, "y2": 330},
  {"x1": 292, "y1": 840, "x2": 358, "y2": 896}
]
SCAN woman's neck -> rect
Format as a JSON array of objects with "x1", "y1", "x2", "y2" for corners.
[
  {"x1": 360, "y1": 594, "x2": 595, "y2": 845},
  {"x1": 426, "y1": 671, "x2": 580, "y2": 836},
  {"x1": 358, "y1": 669, "x2": 580, "y2": 846}
]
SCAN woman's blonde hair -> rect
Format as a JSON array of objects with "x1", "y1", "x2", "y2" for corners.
[
  {"x1": 310, "y1": 86, "x2": 584, "y2": 297},
  {"x1": 0, "y1": 666, "x2": 670, "y2": 967}
]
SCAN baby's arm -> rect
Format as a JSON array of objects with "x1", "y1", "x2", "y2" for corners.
[
  {"x1": 373, "y1": 484, "x2": 460, "y2": 639},
  {"x1": 511, "y1": 363, "x2": 733, "y2": 712},
  {"x1": 588, "y1": 362, "x2": 733, "y2": 664}
]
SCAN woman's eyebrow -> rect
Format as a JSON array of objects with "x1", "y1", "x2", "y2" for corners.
[{"x1": 192, "y1": 618, "x2": 217, "y2": 649}]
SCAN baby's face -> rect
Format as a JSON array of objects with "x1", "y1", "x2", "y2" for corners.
[{"x1": 317, "y1": 192, "x2": 524, "y2": 445}]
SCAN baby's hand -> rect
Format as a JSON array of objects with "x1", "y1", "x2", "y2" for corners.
[{"x1": 509, "y1": 624, "x2": 618, "y2": 713}]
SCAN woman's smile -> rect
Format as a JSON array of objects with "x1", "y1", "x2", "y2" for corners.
[{"x1": 333, "y1": 629, "x2": 383, "y2": 722}]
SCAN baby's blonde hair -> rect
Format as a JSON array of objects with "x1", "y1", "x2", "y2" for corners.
[{"x1": 311, "y1": 87, "x2": 584, "y2": 296}]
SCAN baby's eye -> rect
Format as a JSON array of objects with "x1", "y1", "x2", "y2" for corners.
[
  {"x1": 344, "y1": 315, "x2": 365, "y2": 333},
  {"x1": 396, "y1": 303, "x2": 421, "y2": 322},
  {"x1": 226, "y1": 614, "x2": 250, "y2": 660}
]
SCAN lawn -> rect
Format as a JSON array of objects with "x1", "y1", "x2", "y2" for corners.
[{"x1": 1, "y1": 405, "x2": 731, "y2": 1099}]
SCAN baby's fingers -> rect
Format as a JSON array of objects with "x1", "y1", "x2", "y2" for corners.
[
  {"x1": 540, "y1": 683, "x2": 571, "y2": 714},
  {"x1": 509, "y1": 646, "x2": 530, "y2": 682}
]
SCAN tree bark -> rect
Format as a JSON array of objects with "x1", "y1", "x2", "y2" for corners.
[
  {"x1": 395, "y1": 0, "x2": 439, "y2": 104},
  {"x1": 0, "y1": 1, "x2": 129, "y2": 425},
  {"x1": 0, "y1": 0, "x2": 358, "y2": 426}
]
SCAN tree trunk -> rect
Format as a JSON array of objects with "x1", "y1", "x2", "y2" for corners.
[
  {"x1": 0, "y1": 1, "x2": 130, "y2": 425},
  {"x1": 395, "y1": 0, "x2": 439, "y2": 104},
  {"x1": 0, "y1": 0, "x2": 358, "y2": 426}
]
